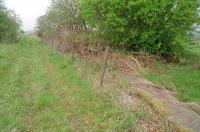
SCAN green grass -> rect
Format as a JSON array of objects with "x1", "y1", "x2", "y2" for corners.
[
  {"x1": 0, "y1": 38, "x2": 168, "y2": 131},
  {"x1": 144, "y1": 44, "x2": 200, "y2": 102}
]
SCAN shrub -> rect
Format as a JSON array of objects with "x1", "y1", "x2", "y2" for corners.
[
  {"x1": 0, "y1": 1, "x2": 21, "y2": 43},
  {"x1": 81, "y1": 0, "x2": 200, "y2": 59}
]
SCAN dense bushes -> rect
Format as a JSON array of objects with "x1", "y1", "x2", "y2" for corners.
[
  {"x1": 37, "y1": 0, "x2": 200, "y2": 59},
  {"x1": 0, "y1": 0, "x2": 21, "y2": 42},
  {"x1": 81, "y1": 0, "x2": 200, "y2": 58}
]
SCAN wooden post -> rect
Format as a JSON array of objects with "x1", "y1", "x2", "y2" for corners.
[
  {"x1": 71, "y1": 41, "x2": 75, "y2": 61},
  {"x1": 100, "y1": 45, "x2": 109, "y2": 86},
  {"x1": 56, "y1": 35, "x2": 63, "y2": 51},
  {"x1": 57, "y1": 41, "x2": 62, "y2": 51}
]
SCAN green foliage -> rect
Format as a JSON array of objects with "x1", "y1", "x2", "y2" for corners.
[
  {"x1": 36, "y1": 0, "x2": 86, "y2": 38},
  {"x1": 145, "y1": 44, "x2": 200, "y2": 102},
  {"x1": 37, "y1": 0, "x2": 200, "y2": 59},
  {"x1": 0, "y1": 38, "x2": 163, "y2": 131},
  {"x1": 0, "y1": 0, "x2": 21, "y2": 43},
  {"x1": 81, "y1": 0, "x2": 200, "y2": 58}
]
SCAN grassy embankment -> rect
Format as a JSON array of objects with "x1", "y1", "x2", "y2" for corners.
[
  {"x1": 144, "y1": 44, "x2": 200, "y2": 102},
  {"x1": 0, "y1": 38, "x2": 174, "y2": 131}
]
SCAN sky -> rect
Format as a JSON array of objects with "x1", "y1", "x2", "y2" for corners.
[{"x1": 6, "y1": 0, "x2": 50, "y2": 31}]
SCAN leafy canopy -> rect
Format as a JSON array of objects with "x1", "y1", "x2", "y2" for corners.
[
  {"x1": 37, "y1": 0, "x2": 200, "y2": 59},
  {"x1": 36, "y1": 0, "x2": 86, "y2": 38},
  {"x1": 81, "y1": 0, "x2": 200, "y2": 58}
]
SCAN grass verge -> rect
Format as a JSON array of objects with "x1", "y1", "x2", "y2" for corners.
[
  {"x1": 144, "y1": 44, "x2": 200, "y2": 102},
  {"x1": 0, "y1": 37, "x2": 175, "y2": 131}
]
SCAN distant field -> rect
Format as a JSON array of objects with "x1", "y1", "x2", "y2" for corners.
[{"x1": 145, "y1": 44, "x2": 200, "y2": 102}]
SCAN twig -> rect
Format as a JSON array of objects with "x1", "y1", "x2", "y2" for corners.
[
  {"x1": 130, "y1": 57, "x2": 143, "y2": 72},
  {"x1": 119, "y1": 58, "x2": 135, "y2": 72}
]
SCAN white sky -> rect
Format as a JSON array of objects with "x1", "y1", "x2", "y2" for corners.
[{"x1": 6, "y1": 0, "x2": 50, "y2": 31}]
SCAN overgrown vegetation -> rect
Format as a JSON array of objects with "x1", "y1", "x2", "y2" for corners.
[
  {"x1": 35, "y1": 0, "x2": 200, "y2": 103},
  {"x1": 82, "y1": 0, "x2": 200, "y2": 58},
  {"x1": 0, "y1": 38, "x2": 175, "y2": 131},
  {"x1": 0, "y1": 0, "x2": 21, "y2": 42},
  {"x1": 37, "y1": 0, "x2": 200, "y2": 60},
  {"x1": 144, "y1": 44, "x2": 200, "y2": 102},
  {"x1": 0, "y1": 0, "x2": 199, "y2": 130}
]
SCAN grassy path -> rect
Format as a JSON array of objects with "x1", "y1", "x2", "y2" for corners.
[
  {"x1": 0, "y1": 39, "x2": 91, "y2": 131},
  {"x1": 0, "y1": 39, "x2": 108, "y2": 131},
  {"x1": 0, "y1": 38, "x2": 148, "y2": 131}
]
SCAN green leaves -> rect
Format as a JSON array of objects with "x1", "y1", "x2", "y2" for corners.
[
  {"x1": 81, "y1": 0, "x2": 200, "y2": 59},
  {"x1": 0, "y1": 1, "x2": 21, "y2": 43},
  {"x1": 37, "y1": 0, "x2": 200, "y2": 60},
  {"x1": 36, "y1": 0, "x2": 88, "y2": 38}
]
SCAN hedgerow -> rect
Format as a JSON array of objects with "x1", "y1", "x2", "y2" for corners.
[{"x1": 37, "y1": 0, "x2": 200, "y2": 59}]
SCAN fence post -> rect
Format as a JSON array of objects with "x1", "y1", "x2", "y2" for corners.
[
  {"x1": 71, "y1": 39, "x2": 75, "y2": 61},
  {"x1": 100, "y1": 45, "x2": 110, "y2": 86}
]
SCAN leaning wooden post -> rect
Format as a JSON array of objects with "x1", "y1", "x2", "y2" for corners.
[
  {"x1": 57, "y1": 38, "x2": 62, "y2": 51},
  {"x1": 100, "y1": 45, "x2": 110, "y2": 86},
  {"x1": 71, "y1": 42, "x2": 75, "y2": 61},
  {"x1": 71, "y1": 37, "x2": 76, "y2": 61}
]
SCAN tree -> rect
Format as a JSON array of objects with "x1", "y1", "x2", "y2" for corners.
[
  {"x1": 37, "y1": 0, "x2": 86, "y2": 36},
  {"x1": 81, "y1": 0, "x2": 200, "y2": 58},
  {"x1": 37, "y1": 0, "x2": 200, "y2": 59},
  {"x1": 0, "y1": 0, "x2": 21, "y2": 42}
]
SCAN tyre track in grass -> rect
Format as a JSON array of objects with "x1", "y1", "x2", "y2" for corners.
[
  {"x1": 21, "y1": 40, "x2": 97, "y2": 131},
  {"x1": 1, "y1": 39, "x2": 172, "y2": 131},
  {"x1": 20, "y1": 41, "x2": 71, "y2": 131}
]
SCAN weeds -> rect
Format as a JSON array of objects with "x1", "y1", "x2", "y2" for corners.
[
  {"x1": 72, "y1": 55, "x2": 176, "y2": 131},
  {"x1": 0, "y1": 38, "x2": 176, "y2": 131},
  {"x1": 144, "y1": 44, "x2": 200, "y2": 102}
]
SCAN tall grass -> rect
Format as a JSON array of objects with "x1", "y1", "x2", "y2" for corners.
[
  {"x1": 0, "y1": 38, "x2": 175, "y2": 131},
  {"x1": 145, "y1": 44, "x2": 200, "y2": 102}
]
